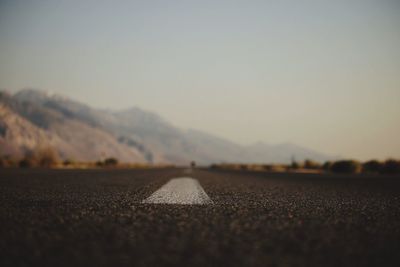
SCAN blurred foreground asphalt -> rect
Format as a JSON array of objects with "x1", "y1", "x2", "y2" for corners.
[{"x1": 1, "y1": 168, "x2": 400, "y2": 267}]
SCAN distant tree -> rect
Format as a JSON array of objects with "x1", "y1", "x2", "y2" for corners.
[
  {"x1": 380, "y1": 159, "x2": 400, "y2": 174},
  {"x1": 322, "y1": 161, "x2": 332, "y2": 171},
  {"x1": 290, "y1": 161, "x2": 300, "y2": 170},
  {"x1": 362, "y1": 160, "x2": 382, "y2": 173},
  {"x1": 290, "y1": 155, "x2": 299, "y2": 169},
  {"x1": 331, "y1": 160, "x2": 361, "y2": 174},
  {"x1": 304, "y1": 159, "x2": 321, "y2": 169},
  {"x1": 190, "y1": 161, "x2": 196, "y2": 168}
]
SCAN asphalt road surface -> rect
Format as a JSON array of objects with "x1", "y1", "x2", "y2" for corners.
[{"x1": 1, "y1": 168, "x2": 400, "y2": 267}]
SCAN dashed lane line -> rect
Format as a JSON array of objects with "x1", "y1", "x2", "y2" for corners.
[{"x1": 142, "y1": 177, "x2": 213, "y2": 205}]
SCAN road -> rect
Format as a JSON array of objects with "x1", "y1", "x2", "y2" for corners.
[{"x1": 1, "y1": 168, "x2": 400, "y2": 267}]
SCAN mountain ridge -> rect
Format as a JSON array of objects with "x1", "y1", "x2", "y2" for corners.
[{"x1": 0, "y1": 89, "x2": 335, "y2": 165}]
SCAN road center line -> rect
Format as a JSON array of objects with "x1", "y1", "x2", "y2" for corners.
[{"x1": 142, "y1": 177, "x2": 213, "y2": 205}]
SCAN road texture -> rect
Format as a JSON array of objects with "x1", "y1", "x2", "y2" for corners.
[{"x1": 0, "y1": 168, "x2": 400, "y2": 267}]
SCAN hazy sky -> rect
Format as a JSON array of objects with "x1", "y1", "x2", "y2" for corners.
[{"x1": 1, "y1": 0, "x2": 399, "y2": 160}]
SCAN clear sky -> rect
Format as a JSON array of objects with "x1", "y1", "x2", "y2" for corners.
[{"x1": 1, "y1": 0, "x2": 399, "y2": 160}]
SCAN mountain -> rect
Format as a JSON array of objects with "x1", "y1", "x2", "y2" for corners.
[
  {"x1": 0, "y1": 89, "x2": 334, "y2": 165},
  {"x1": 0, "y1": 97, "x2": 70, "y2": 157},
  {"x1": 1, "y1": 90, "x2": 146, "y2": 162}
]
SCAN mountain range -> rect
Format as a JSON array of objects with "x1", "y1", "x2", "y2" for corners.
[{"x1": 0, "y1": 89, "x2": 334, "y2": 165}]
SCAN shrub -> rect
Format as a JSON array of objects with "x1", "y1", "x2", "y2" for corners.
[
  {"x1": 96, "y1": 160, "x2": 104, "y2": 167},
  {"x1": 380, "y1": 159, "x2": 400, "y2": 174},
  {"x1": 37, "y1": 147, "x2": 59, "y2": 167},
  {"x1": 19, "y1": 150, "x2": 39, "y2": 168},
  {"x1": 304, "y1": 159, "x2": 321, "y2": 169},
  {"x1": 262, "y1": 164, "x2": 286, "y2": 172},
  {"x1": 19, "y1": 157, "x2": 36, "y2": 168},
  {"x1": 63, "y1": 159, "x2": 74, "y2": 166},
  {"x1": 322, "y1": 161, "x2": 332, "y2": 171},
  {"x1": 331, "y1": 160, "x2": 361, "y2": 174},
  {"x1": 262, "y1": 164, "x2": 272, "y2": 171},
  {"x1": 362, "y1": 160, "x2": 382, "y2": 173},
  {"x1": 0, "y1": 155, "x2": 17, "y2": 167},
  {"x1": 0, "y1": 155, "x2": 15, "y2": 168},
  {"x1": 104, "y1": 157, "x2": 118, "y2": 166},
  {"x1": 210, "y1": 164, "x2": 219, "y2": 169},
  {"x1": 18, "y1": 147, "x2": 59, "y2": 168}
]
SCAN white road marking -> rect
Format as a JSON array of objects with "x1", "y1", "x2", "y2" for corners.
[{"x1": 142, "y1": 177, "x2": 213, "y2": 205}]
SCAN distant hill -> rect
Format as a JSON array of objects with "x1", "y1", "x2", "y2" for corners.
[{"x1": 0, "y1": 89, "x2": 335, "y2": 165}]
